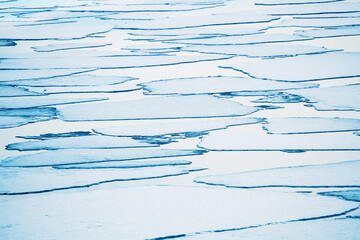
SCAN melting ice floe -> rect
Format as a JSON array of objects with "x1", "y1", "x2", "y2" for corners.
[
  {"x1": 0, "y1": 186, "x2": 356, "y2": 239},
  {"x1": 195, "y1": 160, "x2": 360, "y2": 188},
  {"x1": 141, "y1": 76, "x2": 319, "y2": 95},
  {"x1": 263, "y1": 117, "x2": 360, "y2": 134},
  {"x1": 221, "y1": 52, "x2": 360, "y2": 81},
  {"x1": 93, "y1": 117, "x2": 264, "y2": 137},
  {"x1": 5, "y1": 135, "x2": 158, "y2": 151},
  {"x1": 59, "y1": 95, "x2": 258, "y2": 121},
  {"x1": 0, "y1": 148, "x2": 205, "y2": 167}
]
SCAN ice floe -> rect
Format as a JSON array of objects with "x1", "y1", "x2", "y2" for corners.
[
  {"x1": 288, "y1": 84, "x2": 360, "y2": 111},
  {"x1": 319, "y1": 189, "x2": 360, "y2": 202},
  {"x1": 141, "y1": 76, "x2": 319, "y2": 95},
  {"x1": 94, "y1": 117, "x2": 264, "y2": 137},
  {"x1": 0, "y1": 166, "x2": 191, "y2": 195},
  {"x1": 255, "y1": 0, "x2": 343, "y2": 6},
  {"x1": 263, "y1": 117, "x2": 360, "y2": 134},
  {"x1": 59, "y1": 95, "x2": 258, "y2": 121},
  {"x1": 0, "y1": 85, "x2": 41, "y2": 96},
  {"x1": 0, "y1": 148, "x2": 205, "y2": 167},
  {"x1": 32, "y1": 42, "x2": 112, "y2": 52},
  {"x1": 184, "y1": 44, "x2": 338, "y2": 58},
  {"x1": 6, "y1": 135, "x2": 157, "y2": 151},
  {"x1": 17, "y1": 131, "x2": 93, "y2": 140},
  {"x1": 0, "y1": 186, "x2": 356, "y2": 239},
  {"x1": 221, "y1": 52, "x2": 360, "y2": 81},
  {"x1": 0, "y1": 107, "x2": 57, "y2": 117},
  {"x1": 199, "y1": 128, "x2": 360, "y2": 151},
  {"x1": 195, "y1": 160, "x2": 360, "y2": 188},
  {"x1": 277, "y1": 17, "x2": 360, "y2": 28},
  {"x1": 296, "y1": 26, "x2": 360, "y2": 38},
  {"x1": 0, "y1": 116, "x2": 52, "y2": 129},
  {"x1": 184, "y1": 218, "x2": 360, "y2": 240}
]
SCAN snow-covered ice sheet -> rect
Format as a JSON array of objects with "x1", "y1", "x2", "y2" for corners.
[
  {"x1": 59, "y1": 95, "x2": 258, "y2": 121},
  {"x1": 183, "y1": 218, "x2": 360, "y2": 240},
  {"x1": 94, "y1": 117, "x2": 264, "y2": 137},
  {"x1": 184, "y1": 44, "x2": 338, "y2": 58},
  {"x1": 0, "y1": 148, "x2": 205, "y2": 167},
  {"x1": 221, "y1": 53, "x2": 360, "y2": 81},
  {"x1": 0, "y1": 166, "x2": 191, "y2": 195},
  {"x1": 198, "y1": 128, "x2": 360, "y2": 151},
  {"x1": 6, "y1": 135, "x2": 157, "y2": 151},
  {"x1": 263, "y1": 117, "x2": 360, "y2": 134},
  {"x1": 0, "y1": 186, "x2": 356, "y2": 239},
  {"x1": 195, "y1": 160, "x2": 360, "y2": 188},
  {"x1": 141, "y1": 76, "x2": 319, "y2": 95},
  {"x1": 288, "y1": 84, "x2": 360, "y2": 111}
]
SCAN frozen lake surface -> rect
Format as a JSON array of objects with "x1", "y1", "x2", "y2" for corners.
[{"x1": 0, "y1": 0, "x2": 359, "y2": 239}]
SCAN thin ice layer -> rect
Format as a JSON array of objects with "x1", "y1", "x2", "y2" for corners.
[
  {"x1": 199, "y1": 128, "x2": 360, "y2": 151},
  {"x1": 0, "y1": 39, "x2": 16, "y2": 46},
  {"x1": 288, "y1": 84, "x2": 360, "y2": 111},
  {"x1": 0, "y1": 116, "x2": 51, "y2": 129},
  {"x1": 0, "y1": 69, "x2": 94, "y2": 82},
  {"x1": 166, "y1": 33, "x2": 311, "y2": 45},
  {"x1": 221, "y1": 53, "x2": 360, "y2": 81},
  {"x1": 59, "y1": 95, "x2": 258, "y2": 121},
  {"x1": 296, "y1": 26, "x2": 360, "y2": 38},
  {"x1": 6, "y1": 135, "x2": 157, "y2": 151},
  {"x1": 32, "y1": 43, "x2": 112, "y2": 52},
  {"x1": 278, "y1": 17, "x2": 360, "y2": 28},
  {"x1": 184, "y1": 44, "x2": 337, "y2": 58},
  {"x1": 114, "y1": 14, "x2": 278, "y2": 30},
  {"x1": 0, "y1": 148, "x2": 205, "y2": 167},
  {"x1": 0, "y1": 95, "x2": 107, "y2": 109},
  {"x1": 319, "y1": 190, "x2": 360, "y2": 202},
  {"x1": 0, "y1": 23, "x2": 113, "y2": 40},
  {"x1": 263, "y1": 117, "x2": 360, "y2": 134},
  {"x1": 17, "y1": 131, "x2": 93, "y2": 140},
  {"x1": 94, "y1": 118, "x2": 264, "y2": 137},
  {"x1": 0, "y1": 54, "x2": 232, "y2": 69},
  {"x1": 0, "y1": 166, "x2": 190, "y2": 195},
  {"x1": 184, "y1": 219, "x2": 360, "y2": 240},
  {"x1": 0, "y1": 85, "x2": 41, "y2": 96},
  {"x1": 0, "y1": 107, "x2": 57, "y2": 117},
  {"x1": 255, "y1": 0, "x2": 343, "y2": 5},
  {"x1": 0, "y1": 186, "x2": 356, "y2": 239},
  {"x1": 54, "y1": 159, "x2": 192, "y2": 169},
  {"x1": 0, "y1": 74, "x2": 136, "y2": 87},
  {"x1": 141, "y1": 76, "x2": 319, "y2": 95},
  {"x1": 195, "y1": 160, "x2": 360, "y2": 188}
]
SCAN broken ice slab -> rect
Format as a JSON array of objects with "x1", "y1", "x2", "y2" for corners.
[
  {"x1": 54, "y1": 159, "x2": 192, "y2": 169},
  {"x1": 221, "y1": 52, "x2": 360, "y2": 81},
  {"x1": 288, "y1": 84, "x2": 360, "y2": 111},
  {"x1": 59, "y1": 95, "x2": 258, "y2": 121},
  {"x1": 0, "y1": 75, "x2": 136, "y2": 87},
  {"x1": 0, "y1": 148, "x2": 205, "y2": 167},
  {"x1": 114, "y1": 13, "x2": 279, "y2": 30},
  {"x1": 141, "y1": 76, "x2": 319, "y2": 95},
  {"x1": 0, "y1": 22, "x2": 113, "y2": 40},
  {"x1": 319, "y1": 189, "x2": 360, "y2": 202},
  {"x1": 195, "y1": 160, "x2": 360, "y2": 188},
  {"x1": 0, "y1": 186, "x2": 356, "y2": 239},
  {"x1": 255, "y1": 0, "x2": 343, "y2": 5},
  {"x1": 0, "y1": 54, "x2": 232, "y2": 69},
  {"x1": 165, "y1": 33, "x2": 312, "y2": 45},
  {"x1": 17, "y1": 131, "x2": 93, "y2": 140},
  {"x1": 0, "y1": 95, "x2": 107, "y2": 109},
  {"x1": 257, "y1": 2, "x2": 360, "y2": 16},
  {"x1": 32, "y1": 43, "x2": 112, "y2": 52},
  {"x1": 198, "y1": 128, "x2": 360, "y2": 151},
  {"x1": 263, "y1": 117, "x2": 360, "y2": 134},
  {"x1": 0, "y1": 85, "x2": 42, "y2": 97},
  {"x1": 296, "y1": 26, "x2": 360, "y2": 38},
  {"x1": 0, "y1": 69, "x2": 94, "y2": 82},
  {"x1": 252, "y1": 92, "x2": 306, "y2": 103},
  {"x1": 93, "y1": 118, "x2": 264, "y2": 137},
  {"x1": 0, "y1": 116, "x2": 52, "y2": 129},
  {"x1": 0, "y1": 166, "x2": 190, "y2": 195},
  {"x1": 0, "y1": 107, "x2": 57, "y2": 117},
  {"x1": 0, "y1": 39, "x2": 16, "y2": 46},
  {"x1": 184, "y1": 218, "x2": 360, "y2": 240},
  {"x1": 6, "y1": 135, "x2": 158, "y2": 151},
  {"x1": 24, "y1": 82, "x2": 140, "y2": 94},
  {"x1": 276, "y1": 17, "x2": 360, "y2": 28},
  {"x1": 184, "y1": 44, "x2": 338, "y2": 58}
]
